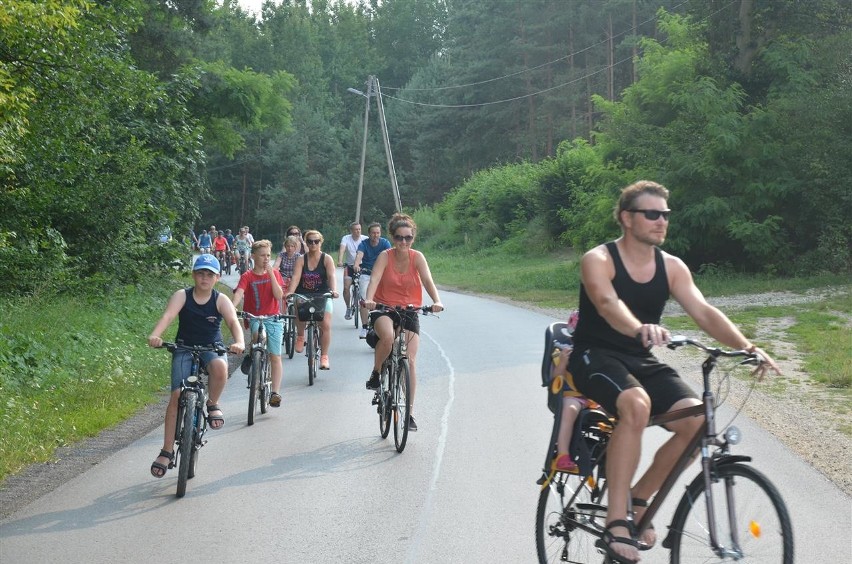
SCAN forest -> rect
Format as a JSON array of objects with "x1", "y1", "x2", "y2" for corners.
[{"x1": 1, "y1": 0, "x2": 850, "y2": 296}]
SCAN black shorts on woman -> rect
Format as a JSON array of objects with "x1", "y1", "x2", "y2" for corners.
[{"x1": 369, "y1": 308, "x2": 420, "y2": 335}]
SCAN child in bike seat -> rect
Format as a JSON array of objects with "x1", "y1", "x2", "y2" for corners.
[{"x1": 547, "y1": 312, "x2": 598, "y2": 473}]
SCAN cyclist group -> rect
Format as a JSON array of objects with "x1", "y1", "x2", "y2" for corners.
[
  {"x1": 150, "y1": 183, "x2": 782, "y2": 563},
  {"x1": 148, "y1": 213, "x2": 443, "y2": 474},
  {"x1": 190, "y1": 225, "x2": 255, "y2": 274}
]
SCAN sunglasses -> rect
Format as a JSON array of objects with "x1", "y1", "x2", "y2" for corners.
[
  {"x1": 628, "y1": 209, "x2": 671, "y2": 221},
  {"x1": 306, "y1": 239, "x2": 321, "y2": 245},
  {"x1": 288, "y1": 231, "x2": 300, "y2": 236},
  {"x1": 393, "y1": 234, "x2": 414, "y2": 242}
]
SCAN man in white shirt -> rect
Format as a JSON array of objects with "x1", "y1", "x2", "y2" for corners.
[{"x1": 338, "y1": 221, "x2": 368, "y2": 320}]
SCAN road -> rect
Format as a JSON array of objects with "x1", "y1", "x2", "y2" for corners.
[{"x1": 1, "y1": 269, "x2": 849, "y2": 563}]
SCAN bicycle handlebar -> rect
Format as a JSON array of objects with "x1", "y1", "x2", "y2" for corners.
[
  {"x1": 238, "y1": 311, "x2": 286, "y2": 321},
  {"x1": 285, "y1": 292, "x2": 334, "y2": 304},
  {"x1": 159, "y1": 341, "x2": 228, "y2": 355},
  {"x1": 371, "y1": 303, "x2": 440, "y2": 315},
  {"x1": 667, "y1": 336, "x2": 760, "y2": 364}
]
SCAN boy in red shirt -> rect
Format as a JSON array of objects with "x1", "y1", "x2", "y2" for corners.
[{"x1": 233, "y1": 240, "x2": 286, "y2": 406}]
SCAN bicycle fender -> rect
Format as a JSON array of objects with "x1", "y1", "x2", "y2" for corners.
[{"x1": 713, "y1": 454, "x2": 752, "y2": 466}]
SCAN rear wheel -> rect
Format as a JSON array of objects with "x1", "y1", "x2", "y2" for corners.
[
  {"x1": 393, "y1": 358, "x2": 411, "y2": 453},
  {"x1": 378, "y1": 364, "x2": 391, "y2": 438},
  {"x1": 176, "y1": 390, "x2": 197, "y2": 498},
  {"x1": 259, "y1": 354, "x2": 270, "y2": 414},
  {"x1": 667, "y1": 463, "x2": 793, "y2": 564},
  {"x1": 306, "y1": 326, "x2": 316, "y2": 386},
  {"x1": 535, "y1": 472, "x2": 604, "y2": 563}
]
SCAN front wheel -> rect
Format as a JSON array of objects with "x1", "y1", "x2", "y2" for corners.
[
  {"x1": 283, "y1": 314, "x2": 295, "y2": 359},
  {"x1": 306, "y1": 326, "x2": 316, "y2": 386},
  {"x1": 378, "y1": 364, "x2": 391, "y2": 439},
  {"x1": 351, "y1": 285, "x2": 360, "y2": 328},
  {"x1": 176, "y1": 390, "x2": 197, "y2": 498},
  {"x1": 247, "y1": 349, "x2": 262, "y2": 426},
  {"x1": 393, "y1": 358, "x2": 411, "y2": 453},
  {"x1": 667, "y1": 463, "x2": 793, "y2": 564},
  {"x1": 259, "y1": 353, "x2": 270, "y2": 414}
]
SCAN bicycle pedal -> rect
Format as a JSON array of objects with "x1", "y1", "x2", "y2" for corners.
[{"x1": 371, "y1": 395, "x2": 379, "y2": 405}]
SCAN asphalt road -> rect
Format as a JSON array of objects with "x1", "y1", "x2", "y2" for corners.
[{"x1": 1, "y1": 268, "x2": 849, "y2": 563}]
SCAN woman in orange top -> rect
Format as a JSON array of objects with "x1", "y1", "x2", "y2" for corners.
[{"x1": 363, "y1": 213, "x2": 443, "y2": 432}]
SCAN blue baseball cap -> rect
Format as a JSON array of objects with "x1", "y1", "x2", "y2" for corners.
[{"x1": 193, "y1": 254, "x2": 220, "y2": 273}]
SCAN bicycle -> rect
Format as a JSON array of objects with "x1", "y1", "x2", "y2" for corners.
[
  {"x1": 215, "y1": 249, "x2": 231, "y2": 275},
  {"x1": 535, "y1": 336, "x2": 793, "y2": 564},
  {"x1": 369, "y1": 304, "x2": 435, "y2": 453},
  {"x1": 239, "y1": 311, "x2": 284, "y2": 425},
  {"x1": 237, "y1": 248, "x2": 250, "y2": 275},
  {"x1": 282, "y1": 298, "x2": 297, "y2": 359},
  {"x1": 286, "y1": 292, "x2": 333, "y2": 386},
  {"x1": 348, "y1": 270, "x2": 361, "y2": 328},
  {"x1": 158, "y1": 341, "x2": 227, "y2": 498}
]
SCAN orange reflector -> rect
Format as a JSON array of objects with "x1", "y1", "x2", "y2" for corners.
[{"x1": 749, "y1": 521, "x2": 761, "y2": 538}]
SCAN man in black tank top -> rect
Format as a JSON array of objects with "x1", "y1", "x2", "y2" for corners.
[{"x1": 566, "y1": 181, "x2": 781, "y2": 563}]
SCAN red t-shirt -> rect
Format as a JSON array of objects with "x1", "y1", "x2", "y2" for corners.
[
  {"x1": 236, "y1": 269, "x2": 285, "y2": 315},
  {"x1": 213, "y1": 236, "x2": 228, "y2": 251}
]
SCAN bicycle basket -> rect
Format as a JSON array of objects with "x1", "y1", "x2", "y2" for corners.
[{"x1": 297, "y1": 298, "x2": 326, "y2": 321}]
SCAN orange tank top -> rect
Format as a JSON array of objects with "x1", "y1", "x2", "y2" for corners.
[{"x1": 374, "y1": 249, "x2": 422, "y2": 307}]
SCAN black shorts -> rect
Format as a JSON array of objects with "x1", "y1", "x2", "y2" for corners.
[
  {"x1": 567, "y1": 346, "x2": 697, "y2": 417},
  {"x1": 369, "y1": 309, "x2": 420, "y2": 335}
]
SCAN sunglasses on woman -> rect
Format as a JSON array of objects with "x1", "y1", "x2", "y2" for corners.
[
  {"x1": 393, "y1": 235, "x2": 414, "y2": 242},
  {"x1": 306, "y1": 239, "x2": 321, "y2": 245}
]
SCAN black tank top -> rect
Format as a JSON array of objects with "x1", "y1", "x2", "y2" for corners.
[
  {"x1": 176, "y1": 288, "x2": 223, "y2": 345},
  {"x1": 572, "y1": 241, "x2": 669, "y2": 356},
  {"x1": 295, "y1": 252, "x2": 330, "y2": 295}
]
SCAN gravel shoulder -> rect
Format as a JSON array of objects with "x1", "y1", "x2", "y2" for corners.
[{"x1": 1, "y1": 289, "x2": 849, "y2": 521}]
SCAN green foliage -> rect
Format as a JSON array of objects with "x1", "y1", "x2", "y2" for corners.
[{"x1": 0, "y1": 279, "x2": 175, "y2": 479}]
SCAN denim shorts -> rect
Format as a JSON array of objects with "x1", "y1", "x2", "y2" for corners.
[
  {"x1": 250, "y1": 318, "x2": 284, "y2": 356},
  {"x1": 170, "y1": 349, "x2": 226, "y2": 391}
]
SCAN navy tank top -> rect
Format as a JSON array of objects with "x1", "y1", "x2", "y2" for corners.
[
  {"x1": 295, "y1": 253, "x2": 330, "y2": 295},
  {"x1": 176, "y1": 288, "x2": 223, "y2": 345},
  {"x1": 572, "y1": 241, "x2": 669, "y2": 356}
]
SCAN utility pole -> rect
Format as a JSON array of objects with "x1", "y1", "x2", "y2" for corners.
[
  {"x1": 374, "y1": 77, "x2": 402, "y2": 212},
  {"x1": 353, "y1": 76, "x2": 372, "y2": 223},
  {"x1": 348, "y1": 76, "x2": 402, "y2": 219}
]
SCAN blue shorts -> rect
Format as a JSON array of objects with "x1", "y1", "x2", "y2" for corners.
[
  {"x1": 170, "y1": 350, "x2": 226, "y2": 391},
  {"x1": 250, "y1": 318, "x2": 284, "y2": 356}
]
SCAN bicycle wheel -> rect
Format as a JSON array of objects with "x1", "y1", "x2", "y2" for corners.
[
  {"x1": 378, "y1": 363, "x2": 391, "y2": 439},
  {"x1": 176, "y1": 390, "x2": 196, "y2": 498},
  {"x1": 667, "y1": 463, "x2": 793, "y2": 564},
  {"x1": 351, "y1": 285, "x2": 360, "y2": 328},
  {"x1": 187, "y1": 403, "x2": 203, "y2": 480},
  {"x1": 535, "y1": 472, "x2": 605, "y2": 564},
  {"x1": 306, "y1": 325, "x2": 316, "y2": 386},
  {"x1": 247, "y1": 349, "x2": 262, "y2": 426},
  {"x1": 393, "y1": 358, "x2": 411, "y2": 453},
  {"x1": 259, "y1": 354, "x2": 270, "y2": 414}
]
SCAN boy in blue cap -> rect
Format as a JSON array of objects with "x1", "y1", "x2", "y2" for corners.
[{"x1": 147, "y1": 254, "x2": 245, "y2": 478}]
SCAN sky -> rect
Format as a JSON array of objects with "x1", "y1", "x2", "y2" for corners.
[{"x1": 236, "y1": 0, "x2": 267, "y2": 16}]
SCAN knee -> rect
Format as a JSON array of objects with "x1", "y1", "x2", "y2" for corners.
[{"x1": 615, "y1": 389, "x2": 651, "y2": 428}]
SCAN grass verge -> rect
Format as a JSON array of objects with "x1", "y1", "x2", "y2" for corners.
[{"x1": 0, "y1": 275, "x2": 236, "y2": 482}]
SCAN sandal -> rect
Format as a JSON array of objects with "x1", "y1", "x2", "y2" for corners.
[
  {"x1": 632, "y1": 497, "x2": 656, "y2": 550},
  {"x1": 595, "y1": 519, "x2": 640, "y2": 564},
  {"x1": 206, "y1": 404, "x2": 225, "y2": 429},
  {"x1": 150, "y1": 449, "x2": 174, "y2": 478}
]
